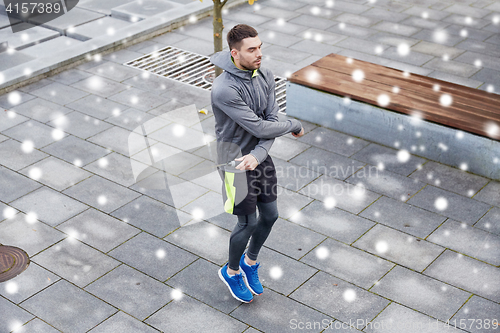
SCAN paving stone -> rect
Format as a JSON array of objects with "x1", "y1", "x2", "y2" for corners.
[
  {"x1": 484, "y1": 1, "x2": 500, "y2": 10},
  {"x1": 424, "y1": 250, "x2": 500, "y2": 303},
  {"x1": 393, "y1": 41, "x2": 460, "y2": 61},
  {"x1": 290, "y1": 200, "x2": 375, "y2": 243},
  {"x1": 113, "y1": 195, "x2": 191, "y2": 238},
  {"x1": 259, "y1": 18, "x2": 309, "y2": 35},
  {"x1": 400, "y1": 16, "x2": 451, "y2": 30},
  {"x1": 299, "y1": 175, "x2": 381, "y2": 214},
  {"x1": 89, "y1": 311, "x2": 158, "y2": 333},
  {"x1": 335, "y1": 13, "x2": 381, "y2": 28},
  {"x1": 21, "y1": 154, "x2": 91, "y2": 189},
  {"x1": 360, "y1": 196, "x2": 447, "y2": 238},
  {"x1": 264, "y1": 218, "x2": 326, "y2": 260},
  {"x1": 108, "y1": 87, "x2": 170, "y2": 111},
  {"x1": 363, "y1": 7, "x2": 410, "y2": 23},
  {"x1": 42, "y1": 135, "x2": 109, "y2": 167},
  {"x1": 0, "y1": 165, "x2": 41, "y2": 202},
  {"x1": 266, "y1": 136, "x2": 309, "y2": 161},
  {"x1": 364, "y1": 303, "x2": 463, "y2": 333},
  {"x1": 290, "y1": 39, "x2": 343, "y2": 57},
  {"x1": 0, "y1": 296, "x2": 34, "y2": 333},
  {"x1": 85, "y1": 264, "x2": 172, "y2": 320},
  {"x1": 10, "y1": 186, "x2": 88, "y2": 226},
  {"x1": 301, "y1": 237, "x2": 394, "y2": 288},
  {"x1": 402, "y1": 6, "x2": 454, "y2": 21},
  {"x1": 260, "y1": 0, "x2": 307, "y2": 10},
  {"x1": 455, "y1": 51, "x2": 500, "y2": 71},
  {"x1": 13, "y1": 318, "x2": 61, "y2": 333},
  {"x1": 86, "y1": 62, "x2": 139, "y2": 82},
  {"x1": 456, "y1": 39, "x2": 500, "y2": 57},
  {"x1": 12, "y1": 97, "x2": 73, "y2": 123},
  {"x1": 446, "y1": 24, "x2": 494, "y2": 41},
  {"x1": 354, "y1": 224, "x2": 445, "y2": 271},
  {"x1": 368, "y1": 31, "x2": 420, "y2": 47},
  {"x1": 289, "y1": 14, "x2": 337, "y2": 30},
  {"x1": 254, "y1": 246, "x2": 318, "y2": 295},
  {"x1": 130, "y1": 169, "x2": 209, "y2": 210},
  {"x1": 71, "y1": 75, "x2": 130, "y2": 98},
  {"x1": 267, "y1": 158, "x2": 318, "y2": 192},
  {"x1": 67, "y1": 16, "x2": 132, "y2": 40},
  {"x1": 18, "y1": 78, "x2": 54, "y2": 94},
  {"x1": 28, "y1": 7, "x2": 104, "y2": 34},
  {"x1": 0, "y1": 262, "x2": 60, "y2": 304},
  {"x1": 77, "y1": 0, "x2": 135, "y2": 15},
  {"x1": 0, "y1": 139, "x2": 48, "y2": 171},
  {"x1": 0, "y1": 49, "x2": 34, "y2": 72},
  {"x1": 444, "y1": 4, "x2": 490, "y2": 18},
  {"x1": 371, "y1": 265, "x2": 470, "y2": 321},
  {"x1": 443, "y1": 15, "x2": 490, "y2": 29},
  {"x1": 20, "y1": 280, "x2": 117, "y2": 333},
  {"x1": 373, "y1": 21, "x2": 422, "y2": 36},
  {"x1": 471, "y1": 68, "x2": 500, "y2": 87},
  {"x1": 222, "y1": 11, "x2": 272, "y2": 27},
  {"x1": 290, "y1": 271, "x2": 389, "y2": 323},
  {"x1": 0, "y1": 90, "x2": 35, "y2": 109},
  {"x1": 351, "y1": 143, "x2": 425, "y2": 176},
  {"x1": 275, "y1": 187, "x2": 314, "y2": 220},
  {"x1": 109, "y1": 231, "x2": 196, "y2": 281},
  {"x1": 294, "y1": 54, "x2": 324, "y2": 68},
  {"x1": 30, "y1": 82, "x2": 89, "y2": 106},
  {"x1": 473, "y1": 181, "x2": 500, "y2": 208},
  {"x1": 290, "y1": 147, "x2": 366, "y2": 180},
  {"x1": 0, "y1": 109, "x2": 28, "y2": 133},
  {"x1": 166, "y1": 258, "x2": 241, "y2": 313},
  {"x1": 411, "y1": 28, "x2": 466, "y2": 46},
  {"x1": 64, "y1": 175, "x2": 141, "y2": 213},
  {"x1": 170, "y1": 36, "x2": 215, "y2": 57},
  {"x1": 255, "y1": 5, "x2": 301, "y2": 20},
  {"x1": 475, "y1": 207, "x2": 500, "y2": 236},
  {"x1": 410, "y1": 161, "x2": 490, "y2": 197},
  {"x1": 0, "y1": 23, "x2": 60, "y2": 50},
  {"x1": 121, "y1": 74, "x2": 177, "y2": 96},
  {"x1": 327, "y1": 22, "x2": 378, "y2": 38},
  {"x1": 146, "y1": 293, "x2": 247, "y2": 333},
  {"x1": 103, "y1": 49, "x2": 143, "y2": 64},
  {"x1": 66, "y1": 95, "x2": 129, "y2": 120},
  {"x1": 50, "y1": 68, "x2": 93, "y2": 85},
  {"x1": 33, "y1": 238, "x2": 120, "y2": 287},
  {"x1": 428, "y1": 219, "x2": 500, "y2": 265},
  {"x1": 2, "y1": 119, "x2": 67, "y2": 149},
  {"x1": 408, "y1": 185, "x2": 491, "y2": 224},
  {"x1": 0, "y1": 211, "x2": 66, "y2": 257},
  {"x1": 0, "y1": 12, "x2": 20, "y2": 28},
  {"x1": 57, "y1": 208, "x2": 139, "y2": 253},
  {"x1": 164, "y1": 221, "x2": 230, "y2": 265},
  {"x1": 261, "y1": 44, "x2": 312, "y2": 64},
  {"x1": 347, "y1": 166, "x2": 426, "y2": 201},
  {"x1": 231, "y1": 288, "x2": 330, "y2": 333},
  {"x1": 85, "y1": 152, "x2": 156, "y2": 187},
  {"x1": 87, "y1": 125, "x2": 139, "y2": 156},
  {"x1": 111, "y1": 0, "x2": 181, "y2": 22},
  {"x1": 47, "y1": 111, "x2": 112, "y2": 140},
  {"x1": 428, "y1": 71, "x2": 483, "y2": 87},
  {"x1": 451, "y1": 296, "x2": 500, "y2": 333},
  {"x1": 334, "y1": 37, "x2": 390, "y2": 55},
  {"x1": 257, "y1": 29, "x2": 300, "y2": 48}
]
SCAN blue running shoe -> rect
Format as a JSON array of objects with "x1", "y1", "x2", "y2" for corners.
[
  {"x1": 218, "y1": 263, "x2": 253, "y2": 303},
  {"x1": 239, "y1": 253, "x2": 263, "y2": 295}
]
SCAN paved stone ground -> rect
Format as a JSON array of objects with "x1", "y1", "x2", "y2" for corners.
[{"x1": 1, "y1": 0, "x2": 500, "y2": 332}]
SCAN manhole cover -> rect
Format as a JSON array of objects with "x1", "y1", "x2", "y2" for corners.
[
  {"x1": 0, "y1": 246, "x2": 30, "y2": 283},
  {"x1": 125, "y1": 46, "x2": 288, "y2": 113}
]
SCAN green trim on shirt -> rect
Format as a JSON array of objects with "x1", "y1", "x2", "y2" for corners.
[{"x1": 231, "y1": 56, "x2": 259, "y2": 78}]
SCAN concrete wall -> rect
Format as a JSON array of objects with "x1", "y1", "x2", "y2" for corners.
[{"x1": 286, "y1": 82, "x2": 500, "y2": 180}]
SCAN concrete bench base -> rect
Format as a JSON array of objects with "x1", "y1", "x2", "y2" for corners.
[{"x1": 286, "y1": 82, "x2": 500, "y2": 180}]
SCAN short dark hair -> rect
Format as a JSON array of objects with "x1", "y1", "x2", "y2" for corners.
[{"x1": 227, "y1": 24, "x2": 258, "y2": 51}]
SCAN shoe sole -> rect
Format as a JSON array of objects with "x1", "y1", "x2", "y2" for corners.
[
  {"x1": 239, "y1": 265, "x2": 263, "y2": 296},
  {"x1": 218, "y1": 267, "x2": 253, "y2": 303}
]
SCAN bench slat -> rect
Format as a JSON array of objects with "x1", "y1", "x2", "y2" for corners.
[
  {"x1": 313, "y1": 54, "x2": 500, "y2": 113},
  {"x1": 289, "y1": 54, "x2": 500, "y2": 141},
  {"x1": 291, "y1": 66, "x2": 500, "y2": 140}
]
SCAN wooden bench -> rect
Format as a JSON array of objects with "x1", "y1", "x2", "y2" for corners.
[{"x1": 286, "y1": 54, "x2": 500, "y2": 180}]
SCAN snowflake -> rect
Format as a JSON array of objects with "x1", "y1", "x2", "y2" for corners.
[
  {"x1": 352, "y1": 69, "x2": 364, "y2": 83},
  {"x1": 3, "y1": 207, "x2": 16, "y2": 219},
  {"x1": 25, "y1": 212, "x2": 38, "y2": 224},
  {"x1": 375, "y1": 241, "x2": 389, "y2": 254},
  {"x1": 156, "y1": 249, "x2": 166, "y2": 259},
  {"x1": 377, "y1": 94, "x2": 390, "y2": 107},
  {"x1": 315, "y1": 246, "x2": 329, "y2": 260},
  {"x1": 343, "y1": 289, "x2": 356, "y2": 302},
  {"x1": 434, "y1": 197, "x2": 448, "y2": 211},
  {"x1": 397, "y1": 150, "x2": 410, "y2": 163},
  {"x1": 433, "y1": 30, "x2": 448, "y2": 43},
  {"x1": 21, "y1": 140, "x2": 34, "y2": 153},
  {"x1": 439, "y1": 94, "x2": 453, "y2": 107},
  {"x1": 324, "y1": 196, "x2": 336, "y2": 209},
  {"x1": 171, "y1": 289, "x2": 183, "y2": 300},
  {"x1": 397, "y1": 43, "x2": 410, "y2": 56},
  {"x1": 29, "y1": 167, "x2": 43, "y2": 180},
  {"x1": 269, "y1": 266, "x2": 283, "y2": 280}
]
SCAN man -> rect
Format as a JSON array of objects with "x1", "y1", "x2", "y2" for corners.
[{"x1": 210, "y1": 24, "x2": 304, "y2": 303}]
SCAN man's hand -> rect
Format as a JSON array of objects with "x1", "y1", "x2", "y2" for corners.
[
  {"x1": 292, "y1": 127, "x2": 305, "y2": 138},
  {"x1": 235, "y1": 154, "x2": 259, "y2": 171}
]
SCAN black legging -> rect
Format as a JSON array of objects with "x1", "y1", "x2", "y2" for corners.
[{"x1": 228, "y1": 200, "x2": 279, "y2": 271}]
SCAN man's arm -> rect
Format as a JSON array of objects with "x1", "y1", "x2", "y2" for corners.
[{"x1": 212, "y1": 85, "x2": 302, "y2": 140}]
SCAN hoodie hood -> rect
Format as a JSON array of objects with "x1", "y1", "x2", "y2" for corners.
[{"x1": 210, "y1": 51, "x2": 255, "y2": 80}]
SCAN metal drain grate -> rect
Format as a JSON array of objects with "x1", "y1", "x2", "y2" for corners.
[{"x1": 125, "y1": 46, "x2": 288, "y2": 113}]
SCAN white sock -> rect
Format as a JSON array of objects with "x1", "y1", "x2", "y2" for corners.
[{"x1": 227, "y1": 268, "x2": 236, "y2": 277}]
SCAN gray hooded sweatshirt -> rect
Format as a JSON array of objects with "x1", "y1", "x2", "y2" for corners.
[{"x1": 210, "y1": 51, "x2": 302, "y2": 165}]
